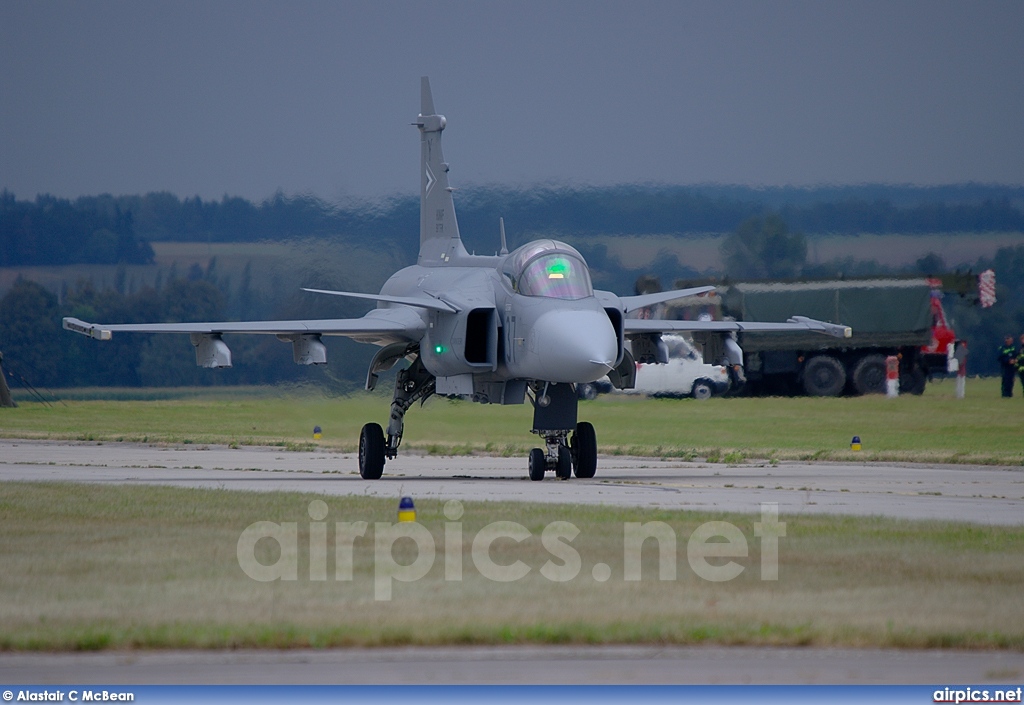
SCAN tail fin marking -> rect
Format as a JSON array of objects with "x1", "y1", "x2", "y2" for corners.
[{"x1": 415, "y1": 76, "x2": 467, "y2": 264}]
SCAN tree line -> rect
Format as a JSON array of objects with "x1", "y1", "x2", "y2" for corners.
[
  {"x1": 0, "y1": 191, "x2": 155, "y2": 267},
  {"x1": 4, "y1": 185, "x2": 1024, "y2": 267}
]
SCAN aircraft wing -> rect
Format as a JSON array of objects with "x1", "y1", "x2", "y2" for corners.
[
  {"x1": 301, "y1": 288, "x2": 459, "y2": 313},
  {"x1": 63, "y1": 306, "x2": 426, "y2": 346},
  {"x1": 617, "y1": 286, "x2": 717, "y2": 314},
  {"x1": 625, "y1": 316, "x2": 852, "y2": 338}
]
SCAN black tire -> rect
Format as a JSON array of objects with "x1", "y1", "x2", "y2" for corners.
[
  {"x1": 358, "y1": 423, "x2": 385, "y2": 480},
  {"x1": 900, "y1": 366, "x2": 927, "y2": 395},
  {"x1": 556, "y1": 445, "x2": 572, "y2": 479},
  {"x1": 692, "y1": 380, "x2": 713, "y2": 400},
  {"x1": 851, "y1": 354, "x2": 888, "y2": 395},
  {"x1": 571, "y1": 421, "x2": 598, "y2": 479},
  {"x1": 529, "y1": 447, "x2": 546, "y2": 481},
  {"x1": 802, "y1": 355, "x2": 846, "y2": 397}
]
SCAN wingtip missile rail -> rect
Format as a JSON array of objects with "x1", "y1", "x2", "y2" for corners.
[
  {"x1": 786, "y1": 316, "x2": 853, "y2": 339},
  {"x1": 63, "y1": 317, "x2": 112, "y2": 341}
]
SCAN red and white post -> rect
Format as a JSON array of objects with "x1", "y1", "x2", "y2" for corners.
[
  {"x1": 953, "y1": 340, "x2": 968, "y2": 399},
  {"x1": 885, "y1": 356, "x2": 899, "y2": 398}
]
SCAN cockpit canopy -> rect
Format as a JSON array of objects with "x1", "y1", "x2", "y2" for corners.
[{"x1": 502, "y1": 240, "x2": 593, "y2": 300}]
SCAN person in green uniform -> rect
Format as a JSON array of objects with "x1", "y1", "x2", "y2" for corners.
[
  {"x1": 1018, "y1": 334, "x2": 1024, "y2": 396},
  {"x1": 998, "y1": 335, "x2": 1017, "y2": 397}
]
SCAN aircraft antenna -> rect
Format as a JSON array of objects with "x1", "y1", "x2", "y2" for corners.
[{"x1": 499, "y1": 217, "x2": 509, "y2": 256}]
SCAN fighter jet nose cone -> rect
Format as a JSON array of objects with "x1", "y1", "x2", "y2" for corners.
[{"x1": 531, "y1": 308, "x2": 618, "y2": 382}]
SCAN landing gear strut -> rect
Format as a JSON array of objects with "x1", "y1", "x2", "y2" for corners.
[
  {"x1": 385, "y1": 354, "x2": 435, "y2": 459},
  {"x1": 358, "y1": 352, "x2": 435, "y2": 480}
]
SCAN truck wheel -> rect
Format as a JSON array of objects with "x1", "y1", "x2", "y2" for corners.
[
  {"x1": 900, "y1": 366, "x2": 927, "y2": 395},
  {"x1": 692, "y1": 380, "x2": 713, "y2": 400},
  {"x1": 851, "y1": 354, "x2": 888, "y2": 395},
  {"x1": 802, "y1": 355, "x2": 846, "y2": 397}
]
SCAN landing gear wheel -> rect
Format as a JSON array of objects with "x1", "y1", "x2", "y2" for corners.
[
  {"x1": 571, "y1": 421, "x2": 597, "y2": 479},
  {"x1": 555, "y1": 445, "x2": 572, "y2": 479},
  {"x1": 358, "y1": 423, "x2": 385, "y2": 480},
  {"x1": 528, "y1": 447, "x2": 546, "y2": 482}
]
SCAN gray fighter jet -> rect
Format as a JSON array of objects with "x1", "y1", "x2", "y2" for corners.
[{"x1": 64, "y1": 77, "x2": 850, "y2": 481}]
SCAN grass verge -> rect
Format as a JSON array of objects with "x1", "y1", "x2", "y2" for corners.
[
  {"x1": 1, "y1": 377, "x2": 1023, "y2": 465},
  {"x1": 1, "y1": 483, "x2": 1022, "y2": 651}
]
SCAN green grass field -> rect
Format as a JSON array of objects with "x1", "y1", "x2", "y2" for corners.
[
  {"x1": 1, "y1": 483, "x2": 1021, "y2": 651},
  {"x1": 2, "y1": 381, "x2": 1023, "y2": 652},
  {"x1": 2, "y1": 377, "x2": 1022, "y2": 464}
]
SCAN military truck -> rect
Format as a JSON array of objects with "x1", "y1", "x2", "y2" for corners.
[{"x1": 668, "y1": 274, "x2": 981, "y2": 397}]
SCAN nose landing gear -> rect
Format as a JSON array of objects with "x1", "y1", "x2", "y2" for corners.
[
  {"x1": 527, "y1": 382, "x2": 599, "y2": 481},
  {"x1": 528, "y1": 421, "x2": 598, "y2": 481}
]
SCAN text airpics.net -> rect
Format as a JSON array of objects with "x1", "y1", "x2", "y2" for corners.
[{"x1": 236, "y1": 500, "x2": 786, "y2": 601}]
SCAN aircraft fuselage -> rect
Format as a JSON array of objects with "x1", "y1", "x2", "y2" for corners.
[{"x1": 378, "y1": 249, "x2": 619, "y2": 394}]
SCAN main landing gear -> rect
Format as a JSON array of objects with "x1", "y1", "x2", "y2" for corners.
[{"x1": 358, "y1": 353, "x2": 434, "y2": 480}]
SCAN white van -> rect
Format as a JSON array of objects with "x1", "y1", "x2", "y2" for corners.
[
  {"x1": 579, "y1": 335, "x2": 732, "y2": 400},
  {"x1": 636, "y1": 334, "x2": 731, "y2": 399}
]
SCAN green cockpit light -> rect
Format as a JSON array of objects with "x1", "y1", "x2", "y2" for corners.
[{"x1": 546, "y1": 258, "x2": 571, "y2": 279}]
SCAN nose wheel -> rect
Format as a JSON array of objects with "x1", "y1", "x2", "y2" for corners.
[
  {"x1": 527, "y1": 422, "x2": 597, "y2": 481},
  {"x1": 570, "y1": 421, "x2": 597, "y2": 478},
  {"x1": 556, "y1": 445, "x2": 573, "y2": 479},
  {"x1": 528, "y1": 447, "x2": 546, "y2": 481}
]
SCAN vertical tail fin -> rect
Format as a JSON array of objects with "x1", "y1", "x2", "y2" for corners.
[{"x1": 415, "y1": 77, "x2": 467, "y2": 264}]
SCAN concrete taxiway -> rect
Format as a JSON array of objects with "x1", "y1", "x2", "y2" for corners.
[
  {"x1": 0, "y1": 439, "x2": 1021, "y2": 524},
  {"x1": 2, "y1": 645, "x2": 1023, "y2": 685}
]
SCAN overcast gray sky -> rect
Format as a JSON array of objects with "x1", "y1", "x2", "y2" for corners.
[{"x1": 2, "y1": 0, "x2": 1022, "y2": 203}]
